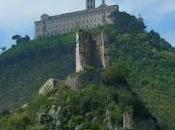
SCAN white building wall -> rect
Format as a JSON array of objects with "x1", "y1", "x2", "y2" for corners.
[{"x1": 34, "y1": 5, "x2": 119, "y2": 38}]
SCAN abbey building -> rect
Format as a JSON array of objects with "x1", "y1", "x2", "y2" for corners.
[{"x1": 34, "y1": 0, "x2": 119, "y2": 38}]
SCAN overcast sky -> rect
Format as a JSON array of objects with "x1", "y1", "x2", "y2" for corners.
[{"x1": 0, "y1": 0, "x2": 175, "y2": 47}]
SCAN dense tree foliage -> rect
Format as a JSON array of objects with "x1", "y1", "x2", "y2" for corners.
[
  {"x1": 0, "y1": 46, "x2": 6, "y2": 52},
  {"x1": 102, "y1": 59, "x2": 130, "y2": 87},
  {"x1": 0, "y1": 33, "x2": 75, "y2": 111},
  {"x1": 12, "y1": 35, "x2": 31, "y2": 44},
  {"x1": 147, "y1": 30, "x2": 172, "y2": 50},
  {"x1": 111, "y1": 11, "x2": 146, "y2": 33}
]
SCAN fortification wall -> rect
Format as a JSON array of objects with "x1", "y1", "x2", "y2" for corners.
[{"x1": 76, "y1": 30, "x2": 109, "y2": 72}]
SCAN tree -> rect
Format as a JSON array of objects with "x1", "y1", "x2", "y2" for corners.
[
  {"x1": 12, "y1": 34, "x2": 31, "y2": 44},
  {"x1": 24, "y1": 35, "x2": 30, "y2": 42},
  {"x1": 1, "y1": 46, "x2": 6, "y2": 52},
  {"x1": 11, "y1": 44, "x2": 16, "y2": 48},
  {"x1": 12, "y1": 35, "x2": 22, "y2": 41},
  {"x1": 12, "y1": 35, "x2": 22, "y2": 44},
  {"x1": 111, "y1": 11, "x2": 146, "y2": 33},
  {"x1": 103, "y1": 59, "x2": 130, "y2": 86},
  {"x1": 147, "y1": 30, "x2": 172, "y2": 50}
]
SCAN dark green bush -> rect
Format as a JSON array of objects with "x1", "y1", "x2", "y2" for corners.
[{"x1": 102, "y1": 59, "x2": 130, "y2": 86}]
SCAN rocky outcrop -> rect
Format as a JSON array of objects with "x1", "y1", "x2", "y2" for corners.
[
  {"x1": 66, "y1": 74, "x2": 82, "y2": 90},
  {"x1": 65, "y1": 71, "x2": 103, "y2": 90},
  {"x1": 38, "y1": 79, "x2": 63, "y2": 96},
  {"x1": 38, "y1": 70, "x2": 103, "y2": 94}
]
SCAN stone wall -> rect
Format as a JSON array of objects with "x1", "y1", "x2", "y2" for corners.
[
  {"x1": 96, "y1": 31, "x2": 109, "y2": 68},
  {"x1": 76, "y1": 30, "x2": 109, "y2": 72}
]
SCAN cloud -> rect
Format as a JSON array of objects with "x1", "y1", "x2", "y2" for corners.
[
  {"x1": 116, "y1": 0, "x2": 175, "y2": 45},
  {"x1": 0, "y1": 0, "x2": 174, "y2": 46},
  {"x1": 117, "y1": 0, "x2": 175, "y2": 21},
  {"x1": 161, "y1": 31, "x2": 175, "y2": 46}
]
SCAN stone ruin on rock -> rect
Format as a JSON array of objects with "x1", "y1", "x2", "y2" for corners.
[{"x1": 76, "y1": 30, "x2": 110, "y2": 72}]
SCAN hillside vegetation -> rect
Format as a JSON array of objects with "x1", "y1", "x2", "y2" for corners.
[
  {"x1": 0, "y1": 82, "x2": 163, "y2": 130},
  {"x1": 0, "y1": 34, "x2": 75, "y2": 110},
  {"x1": 0, "y1": 11, "x2": 175, "y2": 129}
]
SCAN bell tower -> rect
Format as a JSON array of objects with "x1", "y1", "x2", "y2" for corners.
[
  {"x1": 102, "y1": 0, "x2": 106, "y2": 5},
  {"x1": 86, "y1": 0, "x2": 95, "y2": 10}
]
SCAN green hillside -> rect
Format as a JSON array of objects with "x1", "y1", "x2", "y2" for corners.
[
  {"x1": 0, "y1": 34, "x2": 75, "y2": 111},
  {"x1": 0, "y1": 81, "x2": 163, "y2": 130},
  {"x1": 0, "y1": 11, "x2": 175, "y2": 129}
]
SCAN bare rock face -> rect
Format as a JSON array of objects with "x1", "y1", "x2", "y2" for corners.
[{"x1": 38, "y1": 79, "x2": 62, "y2": 96}]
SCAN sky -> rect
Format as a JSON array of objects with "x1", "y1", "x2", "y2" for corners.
[{"x1": 0, "y1": 0, "x2": 175, "y2": 48}]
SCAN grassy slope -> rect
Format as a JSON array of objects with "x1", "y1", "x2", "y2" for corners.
[{"x1": 0, "y1": 34, "x2": 75, "y2": 111}]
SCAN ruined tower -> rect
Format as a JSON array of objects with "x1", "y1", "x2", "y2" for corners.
[
  {"x1": 123, "y1": 112, "x2": 134, "y2": 130},
  {"x1": 86, "y1": 0, "x2": 95, "y2": 10},
  {"x1": 76, "y1": 30, "x2": 109, "y2": 73}
]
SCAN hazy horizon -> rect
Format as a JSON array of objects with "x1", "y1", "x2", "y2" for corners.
[{"x1": 0, "y1": 0, "x2": 175, "y2": 48}]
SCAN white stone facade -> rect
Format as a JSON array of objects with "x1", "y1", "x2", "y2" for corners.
[{"x1": 34, "y1": 0, "x2": 119, "y2": 39}]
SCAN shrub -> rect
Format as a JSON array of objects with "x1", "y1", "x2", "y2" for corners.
[
  {"x1": 111, "y1": 11, "x2": 146, "y2": 33},
  {"x1": 103, "y1": 59, "x2": 130, "y2": 86}
]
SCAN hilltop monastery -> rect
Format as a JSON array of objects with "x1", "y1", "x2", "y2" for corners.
[{"x1": 34, "y1": 0, "x2": 119, "y2": 38}]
